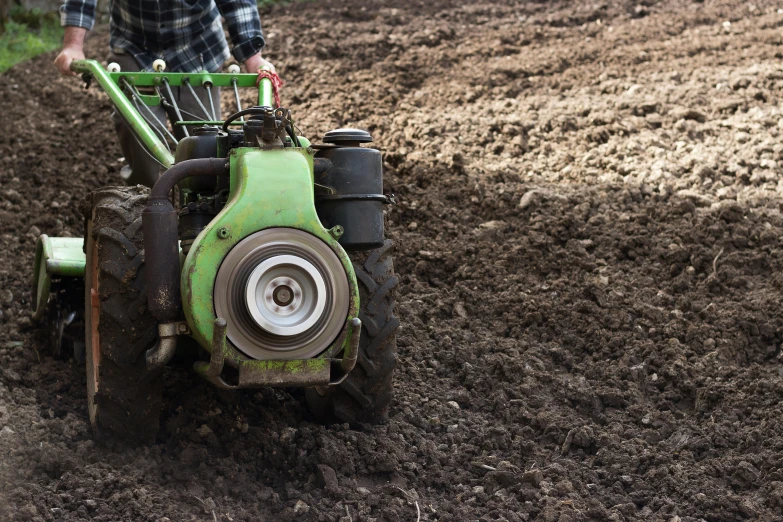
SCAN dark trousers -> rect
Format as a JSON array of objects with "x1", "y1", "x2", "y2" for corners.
[{"x1": 109, "y1": 53, "x2": 222, "y2": 188}]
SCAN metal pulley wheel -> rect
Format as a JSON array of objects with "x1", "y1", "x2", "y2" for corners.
[
  {"x1": 214, "y1": 228, "x2": 350, "y2": 360},
  {"x1": 244, "y1": 255, "x2": 327, "y2": 336}
]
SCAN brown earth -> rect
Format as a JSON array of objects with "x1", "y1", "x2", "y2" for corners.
[{"x1": 3, "y1": 0, "x2": 783, "y2": 520}]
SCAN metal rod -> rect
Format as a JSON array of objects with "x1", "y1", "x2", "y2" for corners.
[
  {"x1": 124, "y1": 80, "x2": 178, "y2": 147},
  {"x1": 183, "y1": 79, "x2": 213, "y2": 121},
  {"x1": 205, "y1": 84, "x2": 217, "y2": 121},
  {"x1": 173, "y1": 121, "x2": 242, "y2": 126},
  {"x1": 232, "y1": 78, "x2": 244, "y2": 123},
  {"x1": 174, "y1": 107, "x2": 214, "y2": 121},
  {"x1": 70, "y1": 59, "x2": 174, "y2": 168},
  {"x1": 129, "y1": 86, "x2": 178, "y2": 145},
  {"x1": 126, "y1": 92, "x2": 170, "y2": 152},
  {"x1": 340, "y1": 317, "x2": 362, "y2": 374},
  {"x1": 119, "y1": 111, "x2": 168, "y2": 169},
  {"x1": 206, "y1": 317, "x2": 227, "y2": 377},
  {"x1": 104, "y1": 71, "x2": 260, "y2": 88},
  {"x1": 161, "y1": 79, "x2": 189, "y2": 137},
  {"x1": 130, "y1": 96, "x2": 172, "y2": 153}
]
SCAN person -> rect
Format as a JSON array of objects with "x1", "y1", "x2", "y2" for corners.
[{"x1": 53, "y1": 0, "x2": 275, "y2": 187}]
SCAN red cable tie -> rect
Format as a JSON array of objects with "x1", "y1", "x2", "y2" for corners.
[{"x1": 256, "y1": 70, "x2": 284, "y2": 108}]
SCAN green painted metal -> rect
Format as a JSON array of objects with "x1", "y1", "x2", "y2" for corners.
[
  {"x1": 181, "y1": 147, "x2": 359, "y2": 366},
  {"x1": 31, "y1": 235, "x2": 86, "y2": 320},
  {"x1": 240, "y1": 358, "x2": 328, "y2": 372},
  {"x1": 71, "y1": 60, "x2": 175, "y2": 169},
  {"x1": 135, "y1": 92, "x2": 162, "y2": 107},
  {"x1": 192, "y1": 315, "x2": 341, "y2": 387},
  {"x1": 258, "y1": 65, "x2": 274, "y2": 107},
  {"x1": 70, "y1": 60, "x2": 278, "y2": 170},
  {"x1": 106, "y1": 71, "x2": 262, "y2": 88},
  {"x1": 107, "y1": 66, "x2": 273, "y2": 106},
  {"x1": 194, "y1": 353, "x2": 331, "y2": 387},
  {"x1": 67, "y1": 60, "x2": 345, "y2": 383},
  {"x1": 238, "y1": 358, "x2": 331, "y2": 386},
  {"x1": 174, "y1": 121, "x2": 243, "y2": 126}
]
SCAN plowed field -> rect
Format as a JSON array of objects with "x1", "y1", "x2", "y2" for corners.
[{"x1": 3, "y1": 1, "x2": 783, "y2": 520}]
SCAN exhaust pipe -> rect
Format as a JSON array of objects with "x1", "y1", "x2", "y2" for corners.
[{"x1": 143, "y1": 158, "x2": 228, "y2": 322}]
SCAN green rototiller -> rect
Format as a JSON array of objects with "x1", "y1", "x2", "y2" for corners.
[{"x1": 31, "y1": 60, "x2": 399, "y2": 443}]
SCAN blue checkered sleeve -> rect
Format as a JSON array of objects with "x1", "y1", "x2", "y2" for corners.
[
  {"x1": 59, "y1": 0, "x2": 96, "y2": 30},
  {"x1": 215, "y1": 0, "x2": 265, "y2": 64}
]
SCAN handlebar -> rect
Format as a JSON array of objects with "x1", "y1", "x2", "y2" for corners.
[{"x1": 70, "y1": 59, "x2": 274, "y2": 169}]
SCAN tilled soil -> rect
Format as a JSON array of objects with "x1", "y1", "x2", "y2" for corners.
[{"x1": 3, "y1": 0, "x2": 783, "y2": 520}]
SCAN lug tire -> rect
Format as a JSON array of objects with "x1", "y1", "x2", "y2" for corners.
[
  {"x1": 306, "y1": 240, "x2": 400, "y2": 424},
  {"x1": 83, "y1": 186, "x2": 162, "y2": 444}
]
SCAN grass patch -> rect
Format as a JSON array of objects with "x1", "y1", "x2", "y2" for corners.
[{"x1": 0, "y1": 8, "x2": 63, "y2": 74}]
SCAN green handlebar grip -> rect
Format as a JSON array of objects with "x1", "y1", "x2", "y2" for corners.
[{"x1": 258, "y1": 64, "x2": 274, "y2": 108}]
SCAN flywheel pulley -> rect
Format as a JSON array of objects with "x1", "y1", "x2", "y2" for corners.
[{"x1": 214, "y1": 228, "x2": 350, "y2": 360}]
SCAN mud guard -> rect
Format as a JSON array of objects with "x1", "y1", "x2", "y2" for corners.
[{"x1": 31, "y1": 235, "x2": 85, "y2": 321}]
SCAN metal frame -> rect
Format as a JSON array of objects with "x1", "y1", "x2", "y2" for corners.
[
  {"x1": 31, "y1": 236, "x2": 86, "y2": 320},
  {"x1": 69, "y1": 59, "x2": 275, "y2": 169}
]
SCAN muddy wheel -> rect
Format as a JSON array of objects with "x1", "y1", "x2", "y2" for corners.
[
  {"x1": 306, "y1": 240, "x2": 400, "y2": 424},
  {"x1": 83, "y1": 186, "x2": 161, "y2": 444}
]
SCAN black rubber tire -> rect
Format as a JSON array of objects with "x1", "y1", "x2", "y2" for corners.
[
  {"x1": 306, "y1": 240, "x2": 400, "y2": 424},
  {"x1": 83, "y1": 186, "x2": 162, "y2": 444}
]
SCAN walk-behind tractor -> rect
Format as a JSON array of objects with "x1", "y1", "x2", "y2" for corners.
[{"x1": 31, "y1": 60, "x2": 399, "y2": 443}]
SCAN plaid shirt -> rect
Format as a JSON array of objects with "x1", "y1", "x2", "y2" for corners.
[{"x1": 60, "y1": 0, "x2": 265, "y2": 72}]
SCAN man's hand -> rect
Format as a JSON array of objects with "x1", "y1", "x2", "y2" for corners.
[
  {"x1": 54, "y1": 27, "x2": 87, "y2": 76},
  {"x1": 244, "y1": 52, "x2": 275, "y2": 74},
  {"x1": 54, "y1": 47, "x2": 85, "y2": 76}
]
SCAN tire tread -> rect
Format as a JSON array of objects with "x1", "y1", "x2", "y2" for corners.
[
  {"x1": 85, "y1": 186, "x2": 161, "y2": 444},
  {"x1": 307, "y1": 240, "x2": 399, "y2": 424}
]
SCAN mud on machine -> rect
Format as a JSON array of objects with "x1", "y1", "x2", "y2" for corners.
[{"x1": 31, "y1": 59, "x2": 399, "y2": 443}]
